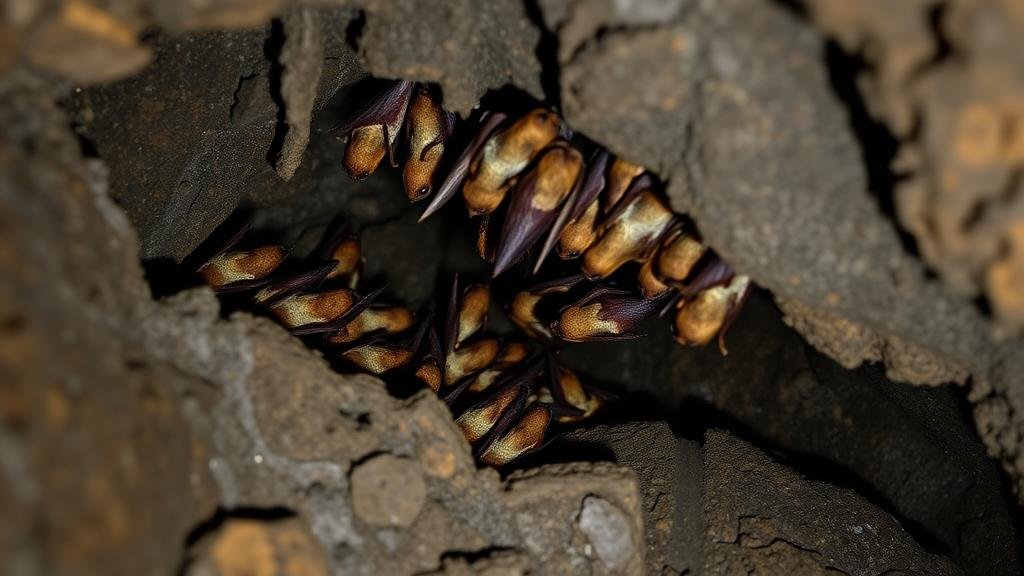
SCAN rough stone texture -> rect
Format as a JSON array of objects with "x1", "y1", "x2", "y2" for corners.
[
  {"x1": 184, "y1": 517, "x2": 330, "y2": 576},
  {"x1": 78, "y1": 27, "x2": 278, "y2": 261},
  {"x1": 21, "y1": 0, "x2": 153, "y2": 83},
  {"x1": 0, "y1": 71, "x2": 220, "y2": 576},
  {"x1": 276, "y1": 5, "x2": 325, "y2": 181},
  {"x1": 359, "y1": 0, "x2": 544, "y2": 116},
  {"x1": 562, "y1": 25, "x2": 695, "y2": 174},
  {"x1": 5, "y1": 1, "x2": 1024, "y2": 574},
  {"x1": 6, "y1": 0, "x2": 299, "y2": 85},
  {"x1": 75, "y1": 8, "x2": 365, "y2": 262},
  {"x1": 138, "y1": 288, "x2": 644, "y2": 575},
  {"x1": 1, "y1": 66, "x2": 647, "y2": 575},
  {"x1": 578, "y1": 496, "x2": 638, "y2": 573},
  {"x1": 703, "y1": 430, "x2": 962, "y2": 575},
  {"x1": 809, "y1": 0, "x2": 1024, "y2": 330},
  {"x1": 566, "y1": 291, "x2": 1020, "y2": 575},
  {"x1": 677, "y1": 0, "x2": 986, "y2": 388},
  {"x1": 802, "y1": 0, "x2": 1024, "y2": 500},
  {"x1": 541, "y1": 0, "x2": 1024, "y2": 500},
  {"x1": 350, "y1": 454, "x2": 427, "y2": 527},
  {"x1": 424, "y1": 551, "x2": 531, "y2": 576},
  {"x1": 504, "y1": 462, "x2": 645, "y2": 576},
  {"x1": 562, "y1": 422, "x2": 701, "y2": 575},
  {"x1": 777, "y1": 297, "x2": 969, "y2": 386},
  {"x1": 539, "y1": 0, "x2": 687, "y2": 64}
]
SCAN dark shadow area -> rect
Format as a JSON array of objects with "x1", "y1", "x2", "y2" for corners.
[
  {"x1": 522, "y1": 0, "x2": 562, "y2": 110},
  {"x1": 823, "y1": 41, "x2": 919, "y2": 257},
  {"x1": 672, "y1": 394, "x2": 950, "y2": 557}
]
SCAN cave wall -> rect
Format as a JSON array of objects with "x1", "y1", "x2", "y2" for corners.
[{"x1": 2, "y1": 0, "x2": 1024, "y2": 574}]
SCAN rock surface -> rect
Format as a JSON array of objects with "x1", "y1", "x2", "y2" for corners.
[
  {"x1": 1, "y1": 68, "x2": 647, "y2": 575},
  {"x1": 702, "y1": 430, "x2": 963, "y2": 575},
  {"x1": 538, "y1": 0, "x2": 1024, "y2": 500},
  {"x1": 563, "y1": 422, "x2": 702, "y2": 575},
  {"x1": 3, "y1": 0, "x2": 1024, "y2": 574},
  {"x1": 359, "y1": 0, "x2": 544, "y2": 116}
]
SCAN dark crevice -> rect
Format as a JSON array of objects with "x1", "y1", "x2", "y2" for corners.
[
  {"x1": 823, "y1": 41, "x2": 921, "y2": 258},
  {"x1": 344, "y1": 10, "x2": 366, "y2": 53},
  {"x1": 769, "y1": 0, "x2": 809, "y2": 19},
  {"x1": 424, "y1": 547, "x2": 520, "y2": 573},
  {"x1": 672, "y1": 395, "x2": 952, "y2": 559},
  {"x1": 228, "y1": 72, "x2": 259, "y2": 123},
  {"x1": 347, "y1": 450, "x2": 389, "y2": 472},
  {"x1": 950, "y1": 382, "x2": 1024, "y2": 564},
  {"x1": 523, "y1": 0, "x2": 562, "y2": 110},
  {"x1": 73, "y1": 131, "x2": 101, "y2": 159},
  {"x1": 177, "y1": 506, "x2": 296, "y2": 574},
  {"x1": 924, "y1": 2, "x2": 955, "y2": 69},
  {"x1": 59, "y1": 90, "x2": 102, "y2": 159},
  {"x1": 264, "y1": 19, "x2": 289, "y2": 167}
]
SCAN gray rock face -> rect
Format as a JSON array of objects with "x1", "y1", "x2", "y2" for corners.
[
  {"x1": 539, "y1": 0, "x2": 1024, "y2": 507},
  {"x1": 4, "y1": 1, "x2": 1024, "y2": 574},
  {"x1": 578, "y1": 495, "x2": 636, "y2": 572},
  {"x1": 350, "y1": 454, "x2": 427, "y2": 527},
  {"x1": 564, "y1": 422, "x2": 702, "y2": 574},
  {"x1": 359, "y1": 0, "x2": 544, "y2": 116},
  {"x1": 702, "y1": 430, "x2": 963, "y2": 576}
]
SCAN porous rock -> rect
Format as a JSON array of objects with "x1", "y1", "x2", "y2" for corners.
[
  {"x1": 1, "y1": 65, "x2": 649, "y2": 576},
  {"x1": 563, "y1": 422, "x2": 701, "y2": 574},
  {"x1": 543, "y1": 0, "x2": 1024, "y2": 502},
  {"x1": 504, "y1": 462, "x2": 645, "y2": 576},
  {"x1": 350, "y1": 454, "x2": 427, "y2": 527},
  {"x1": 359, "y1": 0, "x2": 544, "y2": 116}
]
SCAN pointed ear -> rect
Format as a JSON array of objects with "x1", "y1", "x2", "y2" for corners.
[
  {"x1": 316, "y1": 217, "x2": 354, "y2": 261},
  {"x1": 529, "y1": 274, "x2": 587, "y2": 294},
  {"x1": 185, "y1": 211, "x2": 254, "y2": 272},
  {"x1": 535, "y1": 179, "x2": 580, "y2": 274},
  {"x1": 329, "y1": 80, "x2": 415, "y2": 136},
  {"x1": 536, "y1": 150, "x2": 607, "y2": 273},
  {"x1": 570, "y1": 284, "x2": 634, "y2": 307},
  {"x1": 545, "y1": 352, "x2": 565, "y2": 404},
  {"x1": 493, "y1": 143, "x2": 581, "y2": 277},
  {"x1": 407, "y1": 300, "x2": 436, "y2": 355},
  {"x1": 420, "y1": 112, "x2": 507, "y2": 222},
  {"x1": 442, "y1": 373, "x2": 476, "y2": 405}
]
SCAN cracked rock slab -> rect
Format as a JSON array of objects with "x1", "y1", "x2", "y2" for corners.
[{"x1": 703, "y1": 429, "x2": 961, "y2": 575}]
